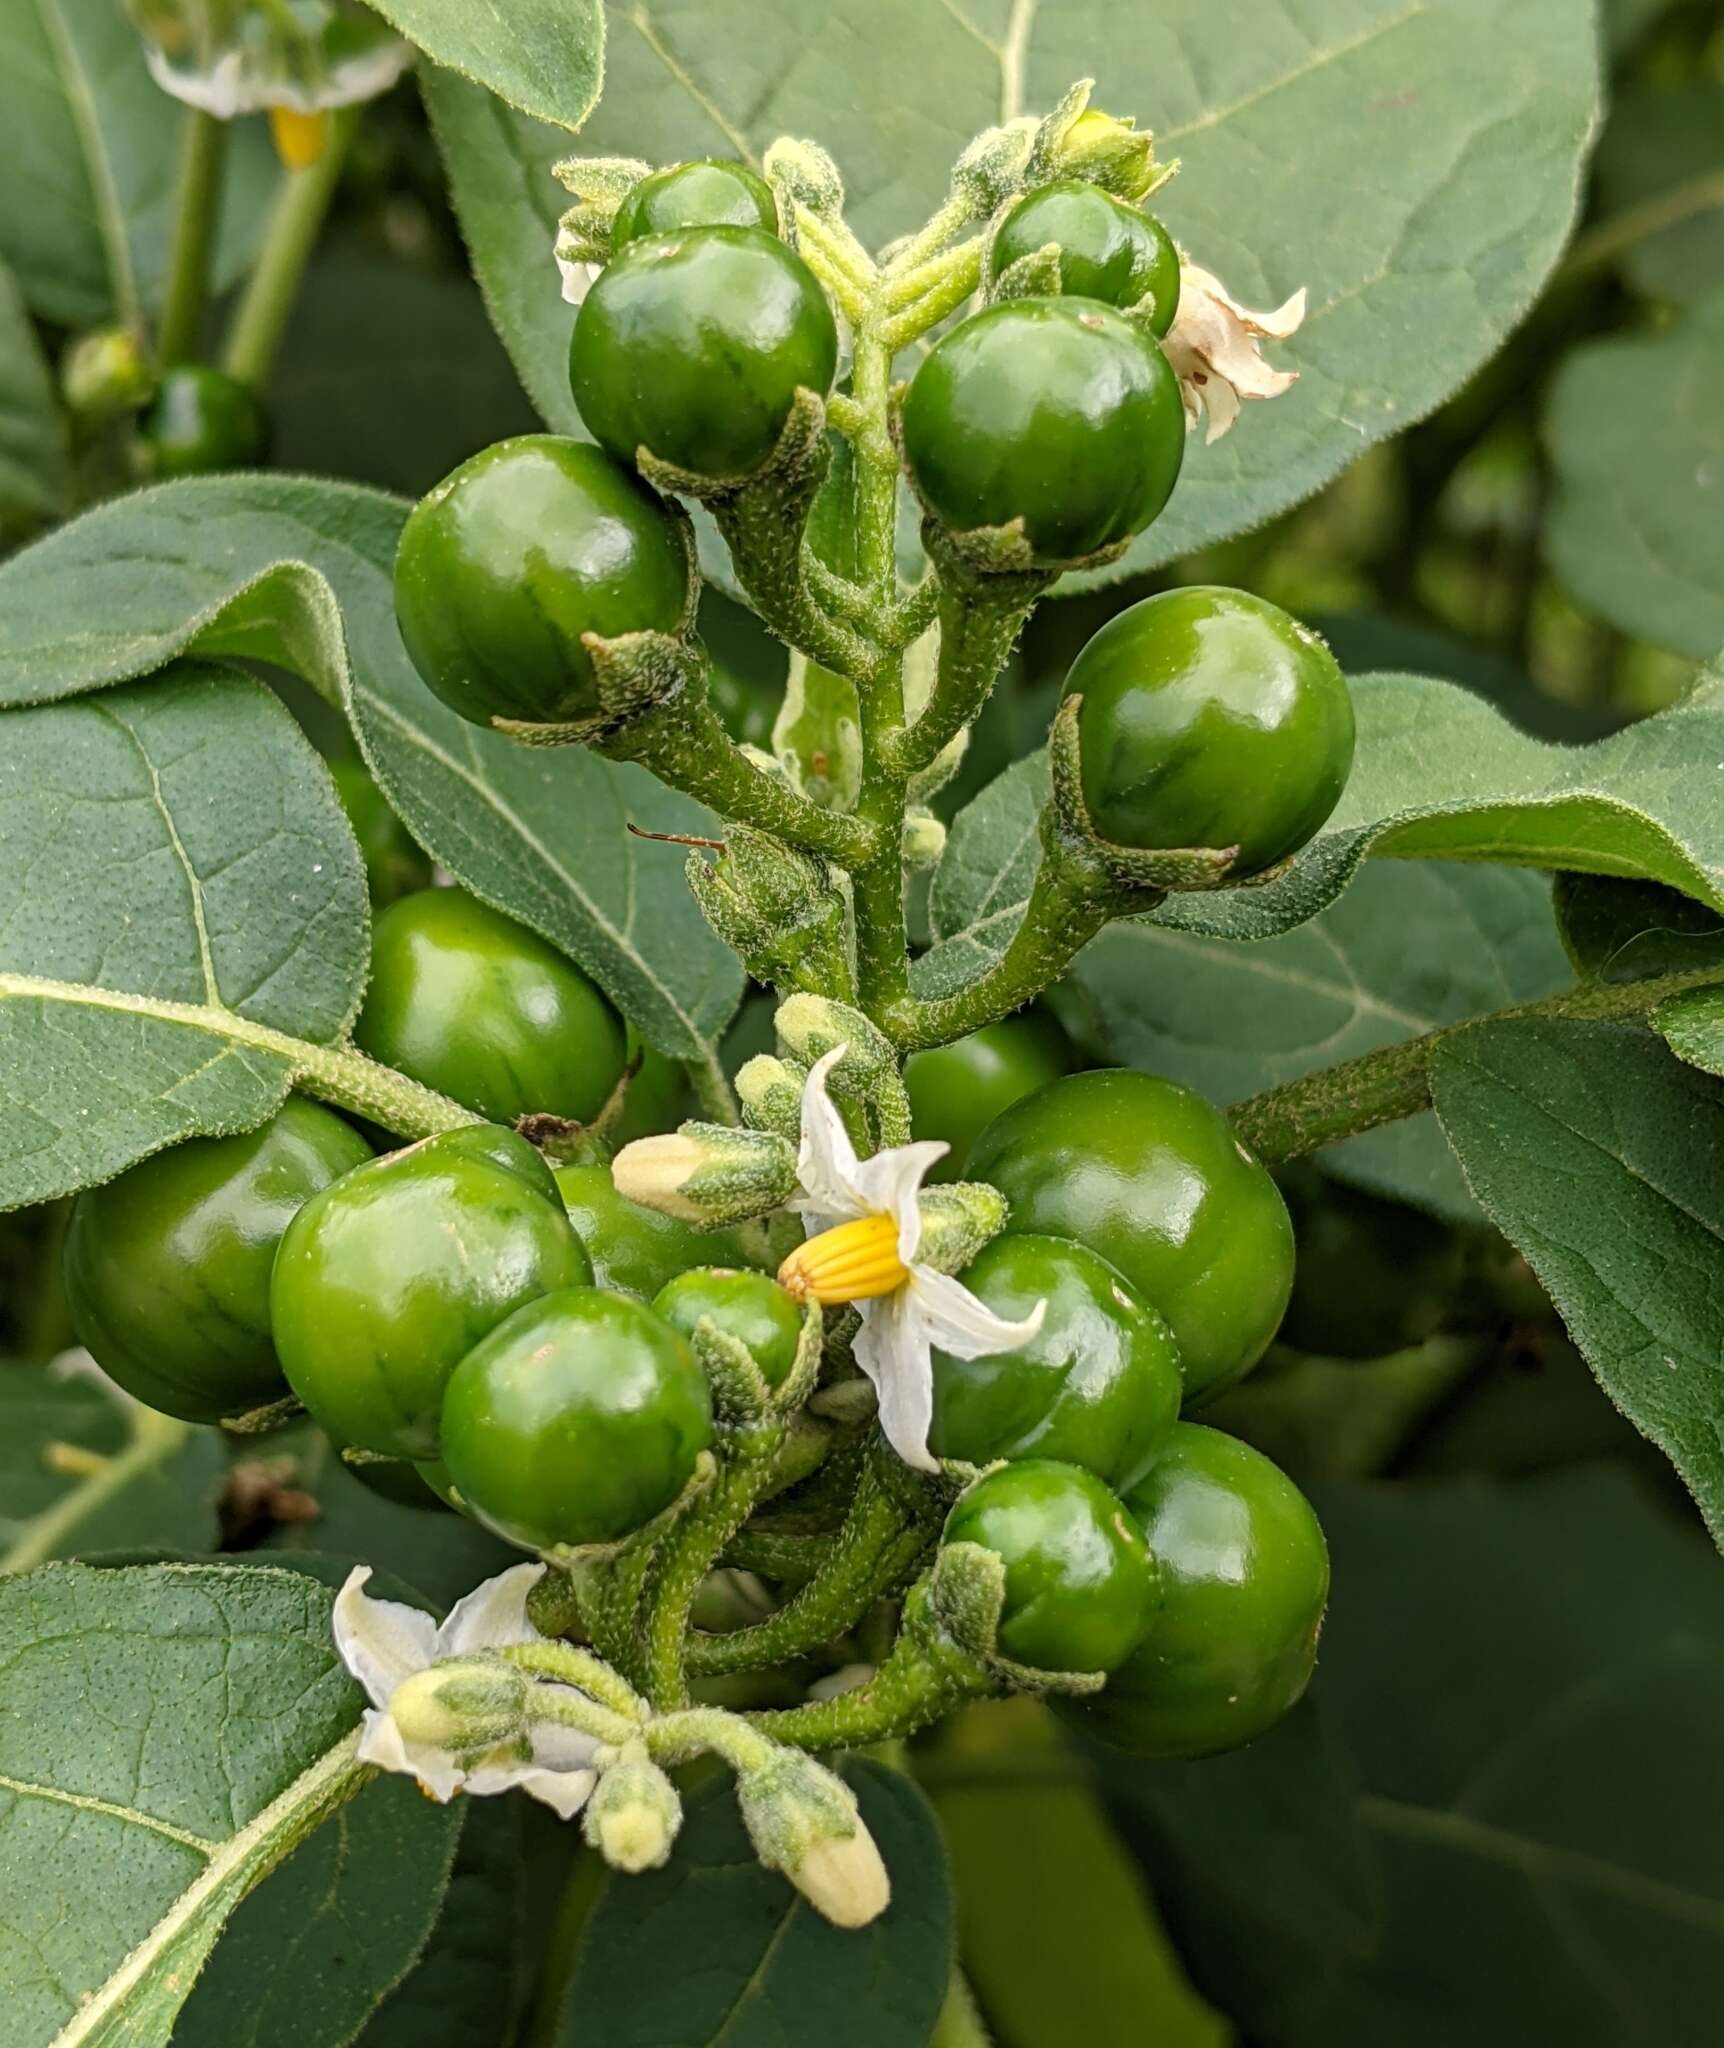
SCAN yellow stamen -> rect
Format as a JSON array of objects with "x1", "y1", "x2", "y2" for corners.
[
  {"x1": 270, "y1": 105, "x2": 330, "y2": 172},
  {"x1": 778, "y1": 1213, "x2": 909, "y2": 1306}
]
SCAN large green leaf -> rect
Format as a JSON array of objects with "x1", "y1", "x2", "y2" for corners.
[
  {"x1": 1066, "y1": 860, "x2": 1570, "y2": 1221},
  {"x1": 1544, "y1": 292, "x2": 1724, "y2": 661},
  {"x1": 0, "y1": 1366, "x2": 224, "y2": 1574},
  {"x1": 1103, "y1": 1469, "x2": 1724, "y2": 2046},
  {"x1": 0, "y1": 1, "x2": 274, "y2": 327},
  {"x1": 0, "y1": 666, "x2": 368, "y2": 1211},
  {"x1": 371, "y1": 0, "x2": 602, "y2": 129},
  {"x1": 559, "y1": 1761, "x2": 952, "y2": 2047},
  {"x1": 433, "y1": 0, "x2": 1595, "y2": 572},
  {"x1": 0, "y1": 476, "x2": 744, "y2": 1072},
  {"x1": 1431, "y1": 1016, "x2": 1724, "y2": 1545},
  {"x1": 0, "y1": 1560, "x2": 388, "y2": 2048},
  {"x1": 0, "y1": 260, "x2": 67, "y2": 541},
  {"x1": 921, "y1": 663, "x2": 1724, "y2": 986},
  {"x1": 174, "y1": 1776, "x2": 460, "y2": 2048}
]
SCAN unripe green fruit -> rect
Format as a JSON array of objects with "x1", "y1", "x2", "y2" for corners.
[
  {"x1": 992, "y1": 182, "x2": 1180, "y2": 331},
  {"x1": 613, "y1": 160, "x2": 779, "y2": 246},
  {"x1": 653, "y1": 1266, "x2": 804, "y2": 1387}
]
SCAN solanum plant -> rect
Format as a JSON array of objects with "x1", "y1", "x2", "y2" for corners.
[{"x1": 3, "y1": 0, "x2": 1724, "y2": 2043}]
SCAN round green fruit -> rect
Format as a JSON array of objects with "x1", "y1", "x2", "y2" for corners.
[
  {"x1": 570, "y1": 225, "x2": 838, "y2": 479},
  {"x1": 992, "y1": 182, "x2": 1180, "y2": 332},
  {"x1": 903, "y1": 1010, "x2": 1074, "y2": 1182},
  {"x1": 613, "y1": 160, "x2": 779, "y2": 246},
  {"x1": 943, "y1": 1459, "x2": 1162, "y2": 1675},
  {"x1": 141, "y1": 365, "x2": 269, "y2": 478},
  {"x1": 554, "y1": 1162, "x2": 758, "y2": 1299},
  {"x1": 1059, "y1": 1423, "x2": 1329, "y2": 1757},
  {"x1": 653, "y1": 1266, "x2": 804, "y2": 1388},
  {"x1": 354, "y1": 887, "x2": 628, "y2": 1127},
  {"x1": 62, "y1": 1100, "x2": 371, "y2": 1423},
  {"x1": 394, "y1": 435, "x2": 691, "y2": 731},
  {"x1": 930, "y1": 1233, "x2": 1181, "y2": 1491},
  {"x1": 440, "y1": 1287, "x2": 715, "y2": 1549},
  {"x1": 899, "y1": 296, "x2": 1183, "y2": 565},
  {"x1": 271, "y1": 1125, "x2": 591, "y2": 1460},
  {"x1": 1065, "y1": 586, "x2": 1355, "y2": 878},
  {"x1": 967, "y1": 1069, "x2": 1293, "y2": 1403}
]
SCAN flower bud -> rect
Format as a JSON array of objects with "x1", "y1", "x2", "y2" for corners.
[
  {"x1": 389, "y1": 1657, "x2": 530, "y2": 1755},
  {"x1": 901, "y1": 810, "x2": 947, "y2": 870},
  {"x1": 685, "y1": 827, "x2": 852, "y2": 994},
  {"x1": 735, "y1": 1054, "x2": 807, "y2": 1143},
  {"x1": 915, "y1": 1182, "x2": 1009, "y2": 1275},
  {"x1": 951, "y1": 117, "x2": 1038, "y2": 212},
  {"x1": 736, "y1": 1748, "x2": 891, "y2": 1928},
  {"x1": 612, "y1": 1124, "x2": 799, "y2": 1227},
  {"x1": 126, "y1": 0, "x2": 413, "y2": 118},
  {"x1": 61, "y1": 328, "x2": 154, "y2": 422},
  {"x1": 764, "y1": 136, "x2": 845, "y2": 216},
  {"x1": 1056, "y1": 109, "x2": 1161, "y2": 200},
  {"x1": 773, "y1": 995, "x2": 897, "y2": 1095},
  {"x1": 583, "y1": 1746, "x2": 683, "y2": 1873}
]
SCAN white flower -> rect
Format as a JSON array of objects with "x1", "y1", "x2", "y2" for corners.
[
  {"x1": 1162, "y1": 263, "x2": 1307, "y2": 444},
  {"x1": 333, "y1": 1563, "x2": 600, "y2": 1819},
  {"x1": 781, "y1": 1048, "x2": 1044, "y2": 1473},
  {"x1": 555, "y1": 240, "x2": 599, "y2": 307}
]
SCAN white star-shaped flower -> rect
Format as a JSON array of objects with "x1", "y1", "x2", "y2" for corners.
[
  {"x1": 779, "y1": 1048, "x2": 1044, "y2": 1474},
  {"x1": 334, "y1": 1563, "x2": 600, "y2": 1819},
  {"x1": 1162, "y1": 263, "x2": 1307, "y2": 444}
]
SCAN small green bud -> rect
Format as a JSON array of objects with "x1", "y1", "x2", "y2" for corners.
[
  {"x1": 1054, "y1": 109, "x2": 1161, "y2": 202},
  {"x1": 736, "y1": 1748, "x2": 891, "y2": 1928},
  {"x1": 612, "y1": 1123, "x2": 799, "y2": 1226},
  {"x1": 763, "y1": 135, "x2": 845, "y2": 216},
  {"x1": 901, "y1": 809, "x2": 947, "y2": 870},
  {"x1": 389, "y1": 1657, "x2": 530, "y2": 1754},
  {"x1": 735, "y1": 1054, "x2": 808, "y2": 1143},
  {"x1": 61, "y1": 327, "x2": 154, "y2": 422},
  {"x1": 916, "y1": 1181, "x2": 1009, "y2": 1274},
  {"x1": 551, "y1": 154, "x2": 653, "y2": 203},
  {"x1": 951, "y1": 117, "x2": 1038, "y2": 212},
  {"x1": 774, "y1": 994, "x2": 897, "y2": 1094},
  {"x1": 685, "y1": 826, "x2": 852, "y2": 995},
  {"x1": 584, "y1": 1744, "x2": 683, "y2": 1873}
]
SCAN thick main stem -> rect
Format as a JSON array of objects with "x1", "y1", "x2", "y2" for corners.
[{"x1": 157, "y1": 110, "x2": 229, "y2": 366}]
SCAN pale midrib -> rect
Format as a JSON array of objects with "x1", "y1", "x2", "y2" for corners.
[
  {"x1": 50, "y1": 1733, "x2": 369, "y2": 2048},
  {"x1": 622, "y1": 3, "x2": 758, "y2": 165},
  {"x1": 33, "y1": 0, "x2": 138, "y2": 325},
  {"x1": 0, "y1": 970, "x2": 300, "y2": 1064},
  {"x1": 0, "y1": 1773, "x2": 216, "y2": 1855},
  {"x1": 95, "y1": 703, "x2": 221, "y2": 1005}
]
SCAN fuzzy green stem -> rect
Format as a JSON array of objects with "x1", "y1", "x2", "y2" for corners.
[
  {"x1": 884, "y1": 567, "x2": 1051, "y2": 776},
  {"x1": 881, "y1": 239, "x2": 985, "y2": 350},
  {"x1": 157, "y1": 110, "x2": 229, "y2": 366},
  {"x1": 884, "y1": 196, "x2": 979, "y2": 293},
  {"x1": 222, "y1": 104, "x2": 357, "y2": 389},
  {"x1": 497, "y1": 1640, "x2": 648, "y2": 1725},
  {"x1": 644, "y1": 1704, "x2": 778, "y2": 1775},
  {"x1": 685, "y1": 1443, "x2": 937, "y2": 1676},
  {"x1": 291, "y1": 1039, "x2": 482, "y2": 1138},
  {"x1": 721, "y1": 1524, "x2": 828, "y2": 1586},
  {"x1": 712, "y1": 491, "x2": 879, "y2": 682},
  {"x1": 1230, "y1": 965, "x2": 1724, "y2": 1165}
]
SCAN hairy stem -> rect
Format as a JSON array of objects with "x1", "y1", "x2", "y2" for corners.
[
  {"x1": 157, "y1": 109, "x2": 229, "y2": 366},
  {"x1": 223, "y1": 105, "x2": 357, "y2": 389}
]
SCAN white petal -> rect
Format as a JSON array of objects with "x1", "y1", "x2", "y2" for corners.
[
  {"x1": 467, "y1": 1763, "x2": 598, "y2": 1820},
  {"x1": 852, "y1": 1294, "x2": 938, "y2": 1474},
  {"x1": 528, "y1": 1712, "x2": 606, "y2": 1773},
  {"x1": 334, "y1": 1567, "x2": 438, "y2": 1707},
  {"x1": 795, "y1": 1047, "x2": 869, "y2": 1217},
  {"x1": 437, "y1": 1563, "x2": 548, "y2": 1657},
  {"x1": 907, "y1": 1267, "x2": 1046, "y2": 1360},
  {"x1": 848, "y1": 1140, "x2": 948, "y2": 1262},
  {"x1": 357, "y1": 1709, "x2": 464, "y2": 1803},
  {"x1": 556, "y1": 252, "x2": 597, "y2": 306}
]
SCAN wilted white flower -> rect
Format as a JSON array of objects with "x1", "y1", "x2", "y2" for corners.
[
  {"x1": 127, "y1": 0, "x2": 412, "y2": 118},
  {"x1": 1162, "y1": 263, "x2": 1307, "y2": 443}
]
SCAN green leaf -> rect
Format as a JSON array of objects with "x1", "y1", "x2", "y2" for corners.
[
  {"x1": 559, "y1": 1760, "x2": 952, "y2": 2047},
  {"x1": 923, "y1": 662, "x2": 1724, "y2": 982},
  {"x1": 1591, "y1": 82, "x2": 1724, "y2": 307},
  {"x1": 0, "y1": 475, "x2": 744, "y2": 1071},
  {"x1": 0, "y1": 3, "x2": 275, "y2": 327},
  {"x1": 1102, "y1": 1469, "x2": 1724, "y2": 2044},
  {"x1": 1430, "y1": 1016, "x2": 1724, "y2": 1544},
  {"x1": 173, "y1": 1776, "x2": 461, "y2": 2048},
  {"x1": 1066, "y1": 861, "x2": 1570, "y2": 1221},
  {"x1": 1652, "y1": 984, "x2": 1724, "y2": 1079},
  {"x1": 0, "y1": 1367, "x2": 224, "y2": 1574},
  {"x1": 1553, "y1": 873, "x2": 1724, "y2": 985},
  {"x1": 435, "y1": 0, "x2": 1595, "y2": 570},
  {"x1": 1544, "y1": 292, "x2": 1724, "y2": 660},
  {"x1": 0, "y1": 260, "x2": 68, "y2": 540},
  {"x1": 0, "y1": 1559, "x2": 381, "y2": 2048},
  {"x1": 372, "y1": 0, "x2": 602, "y2": 129},
  {"x1": 0, "y1": 665, "x2": 368, "y2": 1210}
]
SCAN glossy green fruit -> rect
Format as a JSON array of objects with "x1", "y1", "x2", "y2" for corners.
[
  {"x1": 653, "y1": 1266, "x2": 804, "y2": 1388},
  {"x1": 899, "y1": 297, "x2": 1183, "y2": 565},
  {"x1": 554, "y1": 1163, "x2": 758, "y2": 1299},
  {"x1": 968, "y1": 1069, "x2": 1293, "y2": 1403},
  {"x1": 570, "y1": 226, "x2": 838, "y2": 478},
  {"x1": 272, "y1": 1125, "x2": 591, "y2": 1459},
  {"x1": 1065, "y1": 587, "x2": 1355, "y2": 878},
  {"x1": 904, "y1": 1011, "x2": 1074, "y2": 1182},
  {"x1": 141, "y1": 365, "x2": 269, "y2": 478},
  {"x1": 1059, "y1": 1424, "x2": 1329, "y2": 1757},
  {"x1": 441, "y1": 1287, "x2": 715, "y2": 1549},
  {"x1": 1279, "y1": 1169, "x2": 1462, "y2": 1360},
  {"x1": 930, "y1": 1233, "x2": 1181, "y2": 1490},
  {"x1": 943, "y1": 1459, "x2": 1162, "y2": 1674},
  {"x1": 992, "y1": 182, "x2": 1180, "y2": 332},
  {"x1": 63, "y1": 1100, "x2": 371, "y2": 1423},
  {"x1": 355, "y1": 887, "x2": 629, "y2": 1126},
  {"x1": 328, "y1": 756, "x2": 432, "y2": 905},
  {"x1": 394, "y1": 435, "x2": 691, "y2": 731},
  {"x1": 613, "y1": 159, "x2": 779, "y2": 246}
]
